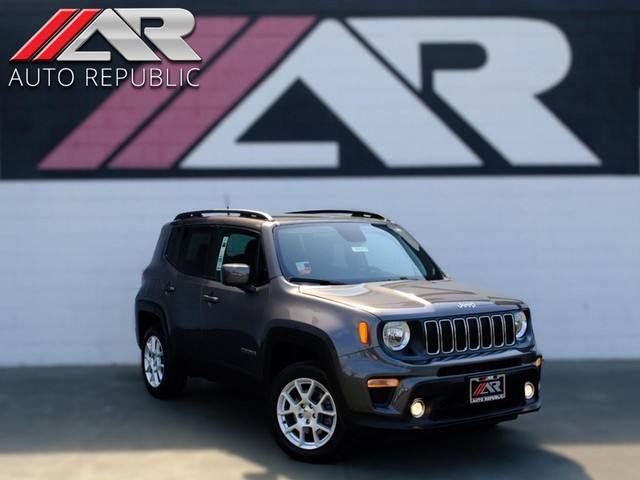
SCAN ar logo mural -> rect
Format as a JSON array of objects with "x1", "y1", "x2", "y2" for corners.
[{"x1": 39, "y1": 17, "x2": 601, "y2": 173}]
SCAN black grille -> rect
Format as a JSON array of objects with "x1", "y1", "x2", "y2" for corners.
[{"x1": 424, "y1": 313, "x2": 516, "y2": 355}]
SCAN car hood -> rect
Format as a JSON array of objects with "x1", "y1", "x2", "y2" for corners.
[{"x1": 298, "y1": 279, "x2": 523, "y2": 318}]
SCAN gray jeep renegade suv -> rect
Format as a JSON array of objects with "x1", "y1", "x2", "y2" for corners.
[{"x1": 135, "y1": 209, "x2": 541, "y2": 462}]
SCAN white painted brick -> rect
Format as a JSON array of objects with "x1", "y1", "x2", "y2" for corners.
[{"x1": 0, "y1": 176, "x2": 638, "y2": 365}]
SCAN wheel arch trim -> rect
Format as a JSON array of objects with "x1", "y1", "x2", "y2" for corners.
[{"x1": 135, "y1": 299, "x2": 171, "y2": 349}]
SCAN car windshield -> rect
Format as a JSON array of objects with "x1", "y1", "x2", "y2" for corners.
[{"x1": 274, "y1": 222, "x2": 444, "y2": 285}]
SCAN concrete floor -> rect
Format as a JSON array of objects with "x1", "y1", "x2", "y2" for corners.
[{"x1": 0, "y1": 361, "x2": 638, "y2": 480}]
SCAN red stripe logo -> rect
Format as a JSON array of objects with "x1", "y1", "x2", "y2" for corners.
[
  {"x1": 10, "y1": 9, "x2": 79, "y2": 62},
  {"x1": 33, "y1": 9, "x2": 101, "y2": 62},
  {"x1": 473, "y1": 383, "x2": 487, "y2": 397}
]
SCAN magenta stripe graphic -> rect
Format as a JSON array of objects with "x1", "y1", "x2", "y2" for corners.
[
  {"x1": 108, "y1": 16, "x2": 315, "y2": 169},
  {"x1": 38, "y1": 17, "x2": 248, "y2": 171}
]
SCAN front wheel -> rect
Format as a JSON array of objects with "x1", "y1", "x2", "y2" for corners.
[{"x1": 268, "y1": 363, "x2": 346, "y2": 463}]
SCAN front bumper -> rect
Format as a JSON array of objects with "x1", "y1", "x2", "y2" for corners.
[{"x1": 336, "y1": 347, "x2": 542, "y2": 430}]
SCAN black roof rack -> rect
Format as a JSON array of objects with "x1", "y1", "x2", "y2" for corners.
[
  {"x1": 285, "y1": 210, "x2": 389, "y2": 221},
  {"x1": 174, "y1": 209, "x2": 273, "y2": 221}
]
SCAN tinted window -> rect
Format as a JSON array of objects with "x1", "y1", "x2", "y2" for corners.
[
  {"x1": 174, "y1": 227, "x2": 215, "y2": 277},
  {"x1": 165, "y1": 227, "x2": 183, "y2": 266}
]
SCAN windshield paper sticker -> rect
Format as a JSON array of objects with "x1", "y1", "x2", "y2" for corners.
[
  {"x1": 351, "y1": 245, "x2": 369, "y2": 252},
  {"x1": 216, "y1": 236, "x2": 229, "y2": 271},
  {"x1": 295, "y1": 261, "x2": 312, "y2": 275}
]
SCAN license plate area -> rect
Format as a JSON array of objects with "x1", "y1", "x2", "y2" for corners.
[{"x1": 469, "y1": 374, "x2": 506, "y2": 404}]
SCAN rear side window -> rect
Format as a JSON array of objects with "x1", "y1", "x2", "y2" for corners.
[
  {"x1": 165, "y1": 227, "x2": 182, "y2": 265},
  {"x1": 166, "y1": 226, "x2": 215, "y2": 277}
]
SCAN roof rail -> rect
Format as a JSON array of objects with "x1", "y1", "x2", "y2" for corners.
[
  {"x1": 174, "y1": 209, "x2": 273, "y2": 221},
  {"x1": 285, "y1": 210, "x2": 389, "y2": 221}
]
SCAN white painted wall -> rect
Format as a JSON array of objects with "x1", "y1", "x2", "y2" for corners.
[{"x1": 0, "y1": 176, "x2": 638, "y2": 365}]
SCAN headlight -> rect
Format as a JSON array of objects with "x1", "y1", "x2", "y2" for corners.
[
  {"x1": 382, "y1": 321, "x2": 411, "y2": 351},
  {"x1": 514, "y1": 311, "x2": 528, "y2": 339}
]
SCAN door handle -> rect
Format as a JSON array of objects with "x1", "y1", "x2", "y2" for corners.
[
  {"x1": 161, "y1": 282, "x2": 175, "y2": 292},
  {"x1": 202, "y1": 293, "x2": 219, "y2": 303}
]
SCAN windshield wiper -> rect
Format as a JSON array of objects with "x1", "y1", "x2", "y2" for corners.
[{"x1": 287, "y1": 277, "x2": 344, "y2": 285}]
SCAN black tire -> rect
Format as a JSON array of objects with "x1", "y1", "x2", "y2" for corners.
[
  {"x1": 141, "y1": 326, "x2": 187, "y2": 399},
  {"x1": 268, "y1": 362, "x2": 347, "y2": 463}
]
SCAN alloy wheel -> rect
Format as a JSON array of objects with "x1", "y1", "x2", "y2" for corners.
[
  {"x1": 276, "y1": 377, "x2": 337, "y2": 450},
  {"x1": 143, "y1": 335, "x2": 164, "y2": 388}
]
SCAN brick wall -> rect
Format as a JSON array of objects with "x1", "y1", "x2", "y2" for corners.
[{"x1": 0, "y1": 177, "x2": 637, "y2": 365}]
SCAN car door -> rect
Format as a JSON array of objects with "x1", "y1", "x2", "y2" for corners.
[
  {"x1": 200, "y1": 226, "x2": 269, "y2": 377},
  {"x1": 161, "y1": 225, "x2": 215, "y2": 357}
]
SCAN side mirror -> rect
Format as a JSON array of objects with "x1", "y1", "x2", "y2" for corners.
[{"x1": 221, "y1": 263, "x2": 251, "y2": 286}]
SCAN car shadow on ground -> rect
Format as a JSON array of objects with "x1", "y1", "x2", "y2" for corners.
[
  {"x1": 177, "y1": 379, "x2": 591, "y2": 480},
  {"x1": 1, "y1": 363, "x2": 620, "y2": 479}
]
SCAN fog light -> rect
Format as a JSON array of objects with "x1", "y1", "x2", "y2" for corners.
[
  {"x1": 524, "y1": 382, "x2": 535, "y2": 400},
  {"x1": 410, "y1": 399, "x2": 426, "y2": 418}
]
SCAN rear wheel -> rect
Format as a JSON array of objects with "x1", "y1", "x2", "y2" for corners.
[
  {"x1": 141, "y1": 326, "x2": 186, "y2": 399},
  {"x1": 268, "y1": 363, "x2": 346, "y2": 463}
]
